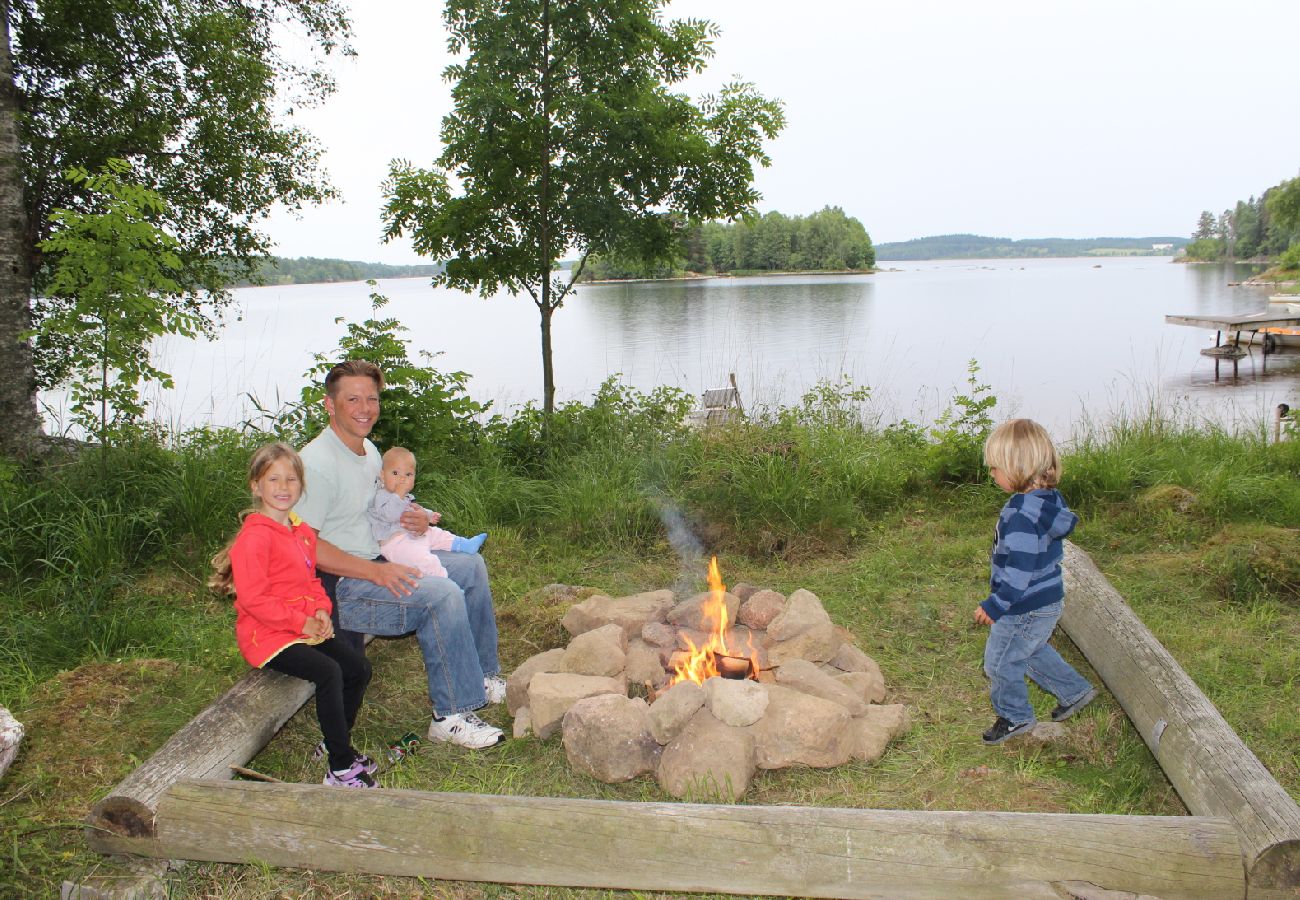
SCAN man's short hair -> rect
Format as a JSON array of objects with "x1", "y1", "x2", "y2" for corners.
[{"x1": 324, "y1": 360, "x2": 384, "y2": 397}]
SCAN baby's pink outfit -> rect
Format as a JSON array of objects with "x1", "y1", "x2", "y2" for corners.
[{"x1": 368, "y1": 486, "x2": 454, "y2": 579}]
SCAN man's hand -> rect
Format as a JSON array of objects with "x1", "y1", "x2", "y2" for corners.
[
  {"x1": 973, "y1": 606, "x2": 994, "y2": 626},
  {"x1": 370, "y1": 560, "x2": 423, "y2": 596},
  {"x1": 400, "y1": 502, "x2": 430, "y2": 535}
]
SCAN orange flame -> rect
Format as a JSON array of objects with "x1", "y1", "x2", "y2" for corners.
[{"x1": 667, "y1": 556, "x2": 761, "y2": 687}]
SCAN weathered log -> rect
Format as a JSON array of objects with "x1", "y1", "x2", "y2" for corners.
[
  {"x1": 1061, "y1": 541, "x2": 1300, "y2": 896},
  {"x1": 102, "y1": 780, "x2": 1243, "y2": 899},
  {"x1": 86, "y1": 636, "x2": 376, "y2": 849}
]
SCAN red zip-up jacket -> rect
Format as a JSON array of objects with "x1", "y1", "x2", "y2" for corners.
[{"x1": 229, "y1": 512, "x2": 332, "y2": 667}]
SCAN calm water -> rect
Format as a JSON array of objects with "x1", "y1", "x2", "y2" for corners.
[{"x1": 46, "y1": 257, "x2": 1299, "y2": 436}]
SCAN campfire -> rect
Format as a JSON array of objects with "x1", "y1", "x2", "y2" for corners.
[
  {"x1": 667, "y1": 558, "x2": 760, "y2": 688},
  {"x1": 504, "y1": 574, "x2": 910, "y2": 801}
]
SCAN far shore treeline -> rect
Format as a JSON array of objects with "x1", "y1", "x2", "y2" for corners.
[
  {"x1": 230, "y1": 256, "x2": 445, "y2": 286},
  {"x1": 874, "y1": 234, "x2": 1189, "y2": 261},
  {"x1": 579, "y1": 206, "x2": 875, "y2": 280}
]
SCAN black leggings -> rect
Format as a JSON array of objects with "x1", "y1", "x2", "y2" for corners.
[{"x1": 264, "y1": 638, "x2": 372, "y2": 771}]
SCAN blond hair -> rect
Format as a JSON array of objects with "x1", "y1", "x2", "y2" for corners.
[
  {"x1": 382, "y1": 445, "x2": 415, "y2": 468},
  {"x1": 983, "y1": 419, "x2": 1061, "y2": 492},
  {"x1": 208, "y1": 442, "x2": 306, "y2": 595}
]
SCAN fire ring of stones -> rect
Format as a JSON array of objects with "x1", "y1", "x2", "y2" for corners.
[{"x1": 507, "y1": 582, "x2": 910, "y2": 801}]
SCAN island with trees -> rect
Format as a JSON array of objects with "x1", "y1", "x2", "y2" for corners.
[{"x1": 579, "y1": 206, "x2": 875, "y2": 280}]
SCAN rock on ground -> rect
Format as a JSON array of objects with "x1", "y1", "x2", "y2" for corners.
[
  {"x1": 648, "y1": 680, "x2": 705, "y2": 745},
  {"x1": 506, "y1": 648, "x2": 566, "y2": 715},
  {"x1": 528, "y1": 673, "x2": 625, "y2": 740},
  {"x1": 656, "y1": 708, "x2": 756, "y2": 801},
  {"x1": 563, "y1": 694, "x2": 660, "y2": 782},
  {"x1": 703, "y1": 676, "x2": 769, "y2": 727},
  {"x1": 750, "y1": 684, "x2": 853, "y2": 769},
  {"x1": 560, "y1": 623, "x2": 627, "y2": 677}
]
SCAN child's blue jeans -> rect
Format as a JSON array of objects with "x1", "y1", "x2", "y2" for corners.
[{"x1": 983, "y1": 600, "x2": 1093, "y2": 725}]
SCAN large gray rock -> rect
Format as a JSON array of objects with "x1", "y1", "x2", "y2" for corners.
[
  {"x1": 560, "y1": 623, "x2": 627, "y2": 677},
  {"x1": 775, "y1": 659, "x2": 868, "y2": 716},
  {"x1": 750, "y1": 684, "x2": 853, "y2": 769},
  {"x1": 703, "y1": 676, "x2": 769, "y2": 727},
  {"x1": 767, "y1": 588, "x2": 831, "y2": 641},
  {"x1": 766, "y1": 621, "x2": 840, "y2": 665},
  {"x1": 835, "y1": 669, "x2": 886, "y2": 704},
  {"x1": 647, "y1": 680, "x2": 705, "y2": 745},
  {"x1": 737, "y1": 589, "x2": 785, "y2": 629},
  {"x1": 640, "y1": 621, "x2": 677, "y2": 648},
  {"x1": 528, "y1": 672, "x2": 625, "y2": 740},
  {"x1": 624, "y1": 638, "x2": 668, "y2": 688},
  {"x1": 562, "y1": 695, "x2": 661, "y2": 783},
  {"x1": 730, "y1": 582, "x2": 761, "y2": 601},
  {"x1": 847, "y1": 715, "x2": 892, "y2": 763},
  {"x1": 656, "y1": 709, "x2": 756, "y2": 801},
  {"x1": 561, "y1": 590, "x2": 675, "y2": 638},
  {"x1": 506, "y1": 648, "x2": 566, "y2": 715},
  {"x1": 862, "y1": 702, "x2": 910, "y2": 736},
  {"x1": 829, "y1": 642, "x2": 883, "y2": 680},
  {"x1": 666, "y1": 590, "x2": 740, "y2": 632}
]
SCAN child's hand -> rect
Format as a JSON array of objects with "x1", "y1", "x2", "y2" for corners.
[
  {"x1": 973, "y1": 606, "x2": 994, "y2": 626},
  {"x1": 303, "y1": 610, "x2": 334, "y2": 641},
  {"x1": 428, "y1": 510, "x2": 442, "y2": 525}
]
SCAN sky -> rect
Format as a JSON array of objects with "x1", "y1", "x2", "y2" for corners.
[{"x1": 264, "y1": 0, "x2": 1300, "y2": 263}]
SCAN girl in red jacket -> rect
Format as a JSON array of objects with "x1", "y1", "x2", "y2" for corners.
[{"x1": 211, "y1": 442, "x2": 376, "y2": 787}]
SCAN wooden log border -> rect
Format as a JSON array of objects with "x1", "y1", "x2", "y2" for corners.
[
  {"x1": 98, "y1": 781, "x2": 1245, "y2": 900},
  {"x1": 83, "y1": 544, "x2": 1300, "y2": 897},
  {"x1": 1060, "y1": 541, "x2": 1300, "y2": 896}
]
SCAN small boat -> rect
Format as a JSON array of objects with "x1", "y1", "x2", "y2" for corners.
[{"x1": 1268, "y1": 293, "x2": 1299, "y2": 304}]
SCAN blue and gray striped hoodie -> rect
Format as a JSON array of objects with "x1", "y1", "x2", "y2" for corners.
[{"x1": 979, "y1": 488, "x2": 1078, "y2": 622}]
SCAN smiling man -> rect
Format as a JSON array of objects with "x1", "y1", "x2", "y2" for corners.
[{"x1": 294, "y1": 360, "x2": 506, "y2": 749}]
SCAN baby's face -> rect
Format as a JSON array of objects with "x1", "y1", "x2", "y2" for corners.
[{"x1": 382, "y1": 453, "x2": 416, "y2": 496}]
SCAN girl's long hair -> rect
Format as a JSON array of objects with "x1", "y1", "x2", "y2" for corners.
[{"x1": 208, "y1": 442, "x2": 306, "y2": 595}]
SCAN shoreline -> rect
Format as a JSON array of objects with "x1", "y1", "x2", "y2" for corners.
[{"x1": 579, "y1": 268, "x2": 876, "y2": 285}]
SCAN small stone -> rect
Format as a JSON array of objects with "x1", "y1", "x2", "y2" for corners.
[
  {"x1": 829, "y1": 643, "x2": 882, "y2": 679},
  {"x1": 766, "y1": 621, "x2": 840, "y2": 665},
  {"x1": 737, "y1": 589, "x2": 785, "y2": 629},
  {"x1": 512, "y1": 707, "x2": 533, "y2": 739},
  {"x1": 703, "y1": 676, "x2": 769, "y2": 727},
  {"x1": 561, "y1": 590, "x2": 675, "y2": 638},
  {"x1": 859, "y1": 703, "x2": 910, "y2": 738},
  {"x1": 625, "y1": 638, "x2": 667, "y2": 688},
  {"x1": 847, "y1": 716, "x2": 892, "y2": 763},
  {"x1": 775, "y1": 658, "x2": 868, "y2": 715},
  {"x1": 730, "y1": 582, "x2": 762, "y2": 601},
  {"x1": 666, "y1": 591, "x2": 740, "y2": 632},
  {"x1": 506, "y1": 648, "x2": 566, "y2": 715},
  {"x1": 560, "y1": 623, "x2": 627, "y2": 678},
  {"x1": 1027, "y1": 721, "x2": 1068, "y2": 743},
  {"x1": 648, "y1": 680, "x2": 706, "y2": 745},
  {"x1": 528, "y1": 673, "x2": 625, "y2": 740},
  {"x1": 835, "y1": 669, "x2": 886, "y2": 704},
  {"x1": 641, "y1": 621, "x2": 677, "y2": 648}
]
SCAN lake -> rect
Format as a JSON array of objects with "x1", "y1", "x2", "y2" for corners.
[{"x1": 44, "y1": 256, "x2": 1299, "y2": 437}]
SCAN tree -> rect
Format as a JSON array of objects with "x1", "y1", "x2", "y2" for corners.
[
  {"x1": 1266, "y1": 176, "x2": 1300, "y2": 239},
  {"x1": 1194, "y1": 210, "x2": 1216, "y2": 241},
  {"x1": 0, "y1": 0, "x2": 352, "y2": 457},
  {"x1": 36, "y1": 160, "x2": 197, "y2": 445},
  {"x1": 382, "y1": 0, "x2": 784, "y2": 415}
]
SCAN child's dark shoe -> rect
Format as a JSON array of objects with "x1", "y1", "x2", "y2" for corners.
[
  {"x1": 982, "y1": 716, "x2": 1034, "y2": 745},
  {"x1": 1050, "y1": 687, "x2": 1099, "y2": 722}
]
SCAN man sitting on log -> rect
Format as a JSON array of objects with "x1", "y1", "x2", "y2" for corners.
[{"x1": 294, "y1": 360, "x2": 507, "y2": 749}]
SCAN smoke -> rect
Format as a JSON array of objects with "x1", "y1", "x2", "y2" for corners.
[{"x1": 647, "y1": 491, "x2": 706, "y2": 595}]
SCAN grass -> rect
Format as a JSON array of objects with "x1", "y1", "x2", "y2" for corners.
[{"x1": 1, "y1": 394, "x2": 1297, "y2": 897}]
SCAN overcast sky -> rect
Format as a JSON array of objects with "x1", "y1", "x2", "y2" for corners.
[{"x1": 265, "y1": 0, "x2": 1300, "y2": 263}]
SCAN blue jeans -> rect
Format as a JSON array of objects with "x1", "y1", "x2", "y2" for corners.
[
  {"x1": 336, "y1": 550, "x2": 500, "y2": 715},
  {"x1": 983, "y1": 600, "x2": 1092, "y2": 725}
]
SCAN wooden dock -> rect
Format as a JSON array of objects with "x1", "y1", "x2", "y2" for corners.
[{"x1": 1165, "y1": 311, "x2": 1300, "y2": 378}]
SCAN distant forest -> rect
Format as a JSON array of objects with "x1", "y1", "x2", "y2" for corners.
[
  {"x1": 874, "y1": 235, "x2": 1188, "y2": 261},
  {"x1": 580, "y1": 207, "x2": 875, "y2": 280},
  {"x1": 1183, "y1": 174, "x2": 1300, "y2": 266},
  {"x1": 231, "y1": 256, "x2": 443, "y2": 286}
]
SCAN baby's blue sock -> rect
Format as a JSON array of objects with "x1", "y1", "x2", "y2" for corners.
[{"x1": 451, "y1": 532, "x2": 487, "y2": 554}]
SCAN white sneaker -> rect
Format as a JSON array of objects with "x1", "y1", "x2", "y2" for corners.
[
  {"x1": 428, "y1": 711, "x2": 504, "y2": 749},
  {"x1": 484, "y1": 673, "x2": 507, "y2": 705}
]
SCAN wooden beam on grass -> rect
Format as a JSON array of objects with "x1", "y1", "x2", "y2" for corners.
[
  {"x1": 104, "y1": 780, "x2": 1244, "y2": 899},
  {"x1": 1060, "y1": 541, "x2": 1300, "y2": 897},
  {"x1": 86, "y1": 636, "x2": 375, "y2": 850}
]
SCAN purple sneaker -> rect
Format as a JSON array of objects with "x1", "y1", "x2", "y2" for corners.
[
  {"x1": 324, "y1": 758, "x2": 377, "y2": 788},
  {"x1": 314, "y1": 742, "x2": 378, "y2": 775}
]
